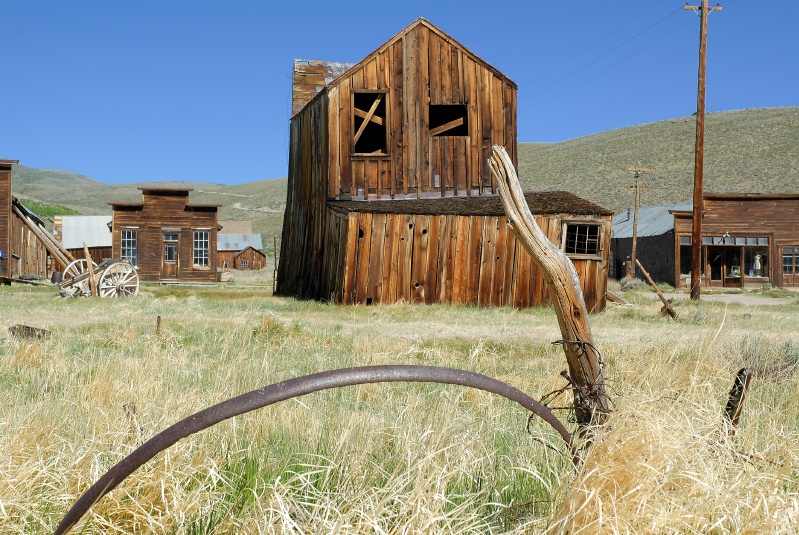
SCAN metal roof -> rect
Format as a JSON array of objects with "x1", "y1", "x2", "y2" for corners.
[
  {"x1": 60, "y1": 215, "x2": 113, "y2": 249},
  {"x1": 217, "y1": 233, "x2": 263, "y2": 252},
  {"x1": 611, "y1": 203, "x2": 692, "y2": 239}
]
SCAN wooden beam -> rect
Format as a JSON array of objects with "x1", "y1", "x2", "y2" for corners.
[
  {"x1": 428, "y1": 117, "x2": 464, "y2": 137},
  {"x1": 11, "y1": 203, "x2": 75, "y2": 269},
  {"x1": 353, "y1": 108, "x2": 384, "y2": 125}
]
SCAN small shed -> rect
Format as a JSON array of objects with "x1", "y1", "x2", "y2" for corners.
[
  {"x1": 108, "y1": 187, "x2": 220, "y2": 284},
  {"x1": 611, "y1": 203, "x2": 691, "y2": 284},
  {"x1": 54, "y1": 215, "x2": 113, "y2": 265},
  {"x1": 233, "y1": 246, "x2": 267, "y2": 271},
  {"x1": 218, "y1": 233, "x2": 265, "y2": 270},
  {"x1": 1, "y1": 160, "x2": 73, "y2": 281}
]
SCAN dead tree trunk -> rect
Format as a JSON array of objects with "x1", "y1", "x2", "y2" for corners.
[{"x1": 490, "y1": 146, "x2": 611, "y2": 430}]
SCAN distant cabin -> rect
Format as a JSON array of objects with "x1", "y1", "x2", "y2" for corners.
[
  {"x1": 108, "y1": 187, "x2": 220, "y2": 284},
  {"x1": 54, "y1": 215, "x2": 113, "y2": 265},
  {"x1": 276, "y1": 19, "x2": 611, "y2": 311},
  {"x1": 218, "y1": 233, "x2": 266, "y2": 270},
  {"x1": 1, "y1": 160, "x2": 72, "y2": 281}
]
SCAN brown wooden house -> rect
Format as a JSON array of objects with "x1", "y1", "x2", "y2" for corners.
[
  {"x1": 108, "y1": 187, "x2": 220, "y2": 284},
  {"x1": 218, "y1": 233, "x2": 266, "y2": 270},
  {"x1": 672, "y1": 194, "x2": 799, "y2": 289},
  {"x1": 2, "y1": 160, "x2": 73, "y2": 281},
  {"x1": 277, "y1": 19, "x2": 612, "y2": 311}
]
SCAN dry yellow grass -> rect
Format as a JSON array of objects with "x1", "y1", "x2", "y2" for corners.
[{"x1": 1, "y1": 283, "x2": 798, "y2": 533}]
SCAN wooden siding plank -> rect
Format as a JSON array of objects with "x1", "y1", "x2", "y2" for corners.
[
  {"x1": 381, "y1": 214, "x2": 398, "y2": 302},
  {"x1": 355, "y1": 212, "x2": 374, "y2": 302},
  {"x1": 452, "y1": 215, "x2": 470, "y2": 303},
  {"x1": 342, "y1": 213, "x2": 359, "y2": 304},
  {"x1": 465, "y1": 215, "x2": 483, "y2": 305},
  {"x1": 478, "y1": 216, "x2": 497, "y2": 306},
  {"x1": 418, "y1": 26, "x2": 431, "y2": 194},
  {"x1": 339, "y1": 77, "x2": 352, "y2": 196},
  {"x1": 403, "y1": 29, "x2": 419, "y2": 196},
  {"x1": 411, "y1": 215, "x2": 431, "y2": 303},
  {"x1": 428, "y1": 35, "x2": 442, "y2": 105},
  {"x1": 367, "y1": 213, "x2": 386, "y2": 303},
  {"x1": 391, "y1": 41, "x2": 404, "y2": 197},
  {"x1": 400, "y1": 215, "x2": 414, "y2": 301}
]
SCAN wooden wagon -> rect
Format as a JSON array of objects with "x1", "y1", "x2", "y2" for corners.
[{"x1": 58, "y1": 258, "x2": 140, "y2": 298}]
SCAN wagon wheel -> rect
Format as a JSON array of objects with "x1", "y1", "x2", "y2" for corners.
[
  {"x1": 62, "y1": 258, "x2": 96, "y2": 297},
  {"x1": 98, "y1": 261, "x2": 140, "y2": 298}
]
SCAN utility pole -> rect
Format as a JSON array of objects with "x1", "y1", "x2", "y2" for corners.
[
  {"x1": 685, "y1": 0, "x2": 722, "y2": 300},
  {"x1": 625, "y1": 167, "x2": 651, "y2": 278}
]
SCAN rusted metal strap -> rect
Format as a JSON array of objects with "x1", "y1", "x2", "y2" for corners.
[{"x1": 54, "y1": 365, "x2": 573, "y2": 535}]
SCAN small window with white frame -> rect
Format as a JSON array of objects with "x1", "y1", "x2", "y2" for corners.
[
  {"x1": 121, "y1": 229, "x2": 138, "y2": 266},
  {"x1": 193, "y1": 230, "x2": 210, "y2": 267},
  {"x1": 561, "y1": 221, "x2": 604, "y2": 258}
]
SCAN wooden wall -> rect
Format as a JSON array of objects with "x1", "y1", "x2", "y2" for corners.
[
  {"x1": 331, "y1": 210, "x2": 609, "y2": 312},
  {"x1": 673, "y1": 195, "x2": 799, "y2": 288},
  {"x1": 325, "y1": 21, "x2": 517, "y2": 201},
  {"x1": 277, "y1": 19, "x2": 523, "y2": 304},
  {"x1": 66, "y1": 247, "x2": 112, "y2": 266},
  {"x1": 110, "y1": 191, "x2": 218, "y2": 284},
  {"x1": 9, "y1": 206, "x2": 50, "y2": 279},
  {"x1": 219, "y1": 247, "x2": 266, "y2": 270},
  {"x1": 0, "y1": 161, "x2": 12, "y2": 278}
]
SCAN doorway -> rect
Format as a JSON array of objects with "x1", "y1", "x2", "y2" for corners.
[{"x1": 162, "y1": 233, "x2": 179, "y2": 279}]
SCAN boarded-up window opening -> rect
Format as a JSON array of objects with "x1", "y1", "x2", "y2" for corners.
[
  {"x1": 563, "y1": 223, "x2": 600, "y2": 256},
  {"x1": 429, "y1": 104, "x2": 468, "y2": 136},
  {"x1": 352, "y1": 92, "x2": 387, "y2": 155}
]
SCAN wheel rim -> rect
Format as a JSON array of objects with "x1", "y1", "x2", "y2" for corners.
[{"x1": 99, "y1": 263, "x2": 139, "y2": 297}]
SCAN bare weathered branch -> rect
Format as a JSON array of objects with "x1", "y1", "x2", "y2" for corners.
[{"x1": 490, "y1": 145, "x2": 611, "y2": 429}]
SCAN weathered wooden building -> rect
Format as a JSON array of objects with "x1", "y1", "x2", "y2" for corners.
[
  {"x1": 673, "y1": 194, "x2": 799, "y2": 289},
  {"x1": 1, "y1": 160, "x2": 72, "y2": 281},
  {"x1": 218, "y1": 233, "x2": 266, "y2": 270},
  {"x1": 108, "y1": 187, "x2": 220, "y2": 284},
  {"x1": 276, "y1": 18, "x2": 611, "y2": 311}
]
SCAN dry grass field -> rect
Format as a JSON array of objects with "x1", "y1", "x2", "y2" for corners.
[{"x1": 2, "y1": 280, "x2": 799, "y2": 533}]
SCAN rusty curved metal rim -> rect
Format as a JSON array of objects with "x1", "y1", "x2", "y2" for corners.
[{"x1": 54, "y1": 365, "x2": 573, "y2": 535}]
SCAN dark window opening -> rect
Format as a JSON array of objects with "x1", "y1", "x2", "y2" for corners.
[
  {"x1": 564, "y1": 224, "x2": 600, "y2": 256},
  {"x1": 353, "y1": 92, "x2": 387, "y2": 154},
  {"x1": 429, "y1": 104, "x2": 468, "y2": 136}
]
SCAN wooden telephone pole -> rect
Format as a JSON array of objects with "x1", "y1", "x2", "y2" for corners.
[
  {"x1": 625, "y1": 167, "x2": 652, "y2": 278},
  {"x1": 685, "y1": 0, "x2": 722, "y2": 300}
]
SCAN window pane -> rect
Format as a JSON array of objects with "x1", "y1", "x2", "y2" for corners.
[
  {"x1": 758, "y1": 237, "x2": 769, "y2": 245},
  {"x1": 121, "y1": 230, "x2": 137, "y2": 266},
  {"x1": 193, "y1": 231, "x2": 209, "y2": 267},
  {"x1": 679, "y1": 236, "x2": 691, "y2": 245},
  {"x1": 564, "y1": 224, "x2": 600, "y2": 255}
]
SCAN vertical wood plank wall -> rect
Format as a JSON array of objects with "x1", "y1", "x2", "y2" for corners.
[
  {"x1": 335, "y1": 212, "x2": 610, "y2": 312},
  {"x1": 327, "y1": 23, "x2": 517, "y2": 201},
  {"x1": 0, "y1": 163, "x2": 11, "y2": 278},
  {"x1": 111, "y1": 193, "x2": 218, "y2": 284}
]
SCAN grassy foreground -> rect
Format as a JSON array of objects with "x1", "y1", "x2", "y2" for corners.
[{"x1": 1, "y1": 282, "x2": 799, "y2": 533}]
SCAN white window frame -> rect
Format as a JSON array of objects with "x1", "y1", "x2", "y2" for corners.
[{"x1": 192, "y1": 230, "x2": 210, "y2": 268}]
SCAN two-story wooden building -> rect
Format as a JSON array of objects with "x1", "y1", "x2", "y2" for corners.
[
  {"x1": 276, "y1": 19, "x2": 612, "y2": 311},
  {"x1": 108, "y1": 187, "x2": 220, "y2": 284}
]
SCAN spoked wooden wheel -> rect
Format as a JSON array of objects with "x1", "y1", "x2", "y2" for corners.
[
  {"x1": 62, "y1": 258, "x2": 96, "y2": 297},
  {"x1": 98, "y1": 261, "x2": 140, "y2": 297}
]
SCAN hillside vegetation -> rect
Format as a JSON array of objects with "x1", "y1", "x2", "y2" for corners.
[{"x1": 9, "y1": 106, "x2": 798, "y2": 243}]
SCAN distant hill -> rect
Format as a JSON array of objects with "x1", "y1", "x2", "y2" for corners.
[
  {"x1": 517, "y1": 106, "x2": 799, "y2": 213},
  {"x1": 8, "y1": 106, "x2": 798, "y2": 249}
]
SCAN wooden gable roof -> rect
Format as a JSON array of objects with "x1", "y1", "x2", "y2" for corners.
[{"x1": 293, "y1": 18, "x2": 516, "y2": 117}]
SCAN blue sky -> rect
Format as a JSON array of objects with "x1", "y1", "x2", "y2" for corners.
[{"x1": 2, "y1": 1, "x2": 796, "y2": 185}]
